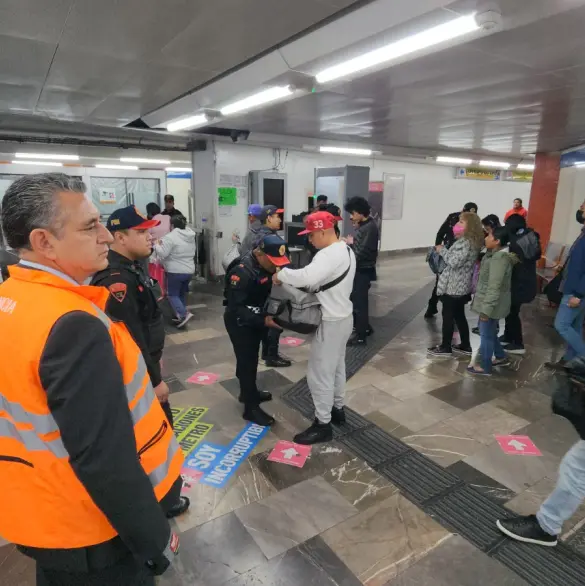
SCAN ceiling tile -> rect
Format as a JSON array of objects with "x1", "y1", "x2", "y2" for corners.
[{"x1": 0, "y1": 0, "x2": 72, "y2": 43}]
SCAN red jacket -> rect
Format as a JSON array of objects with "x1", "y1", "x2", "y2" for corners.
[{"x1": 504, "y1": 207, "x2": 527, "y2": 222}]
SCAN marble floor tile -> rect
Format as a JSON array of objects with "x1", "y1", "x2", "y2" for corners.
[
  {"x1": 514, "y1": 415, "x2": 579, "y2": 459},
  {"x1": 489, "y1": 387, "x2": 554, "y2": 423},
  {"x1": 174, "y1": 459, "x2": 277, "y2": 533},
  {"x1": 384, "y1": 535, "x2": 529, "y2": 586},
  {"x1": 220, "y1": 369, "x2": 292, "y2": 399},
  {"x1": 235, "y1": 476, "x2": 358, "y2": 559},
  {"x1": 321, "y1": 493, "x2": 451, "y2": 586},
  {"x1": 160, "y1": 512, "x2": 267, "y2": 586},
  {"x1": 323, "y1": 456, "x2": 399, "y2": 511},
  {"x1": 374, "y1": 349, "x2": 429, "y2": 377},
  {"x1": 402, "y1": 420, "x2": 483, "y2": 467},
  {"x1": 168, "y1": 327, "x2": 225, "y2": 345},
  {"x1": 224, "y1": 536, "x2": 362, "y2": 586},
  {"x1": 251, "y1": 441, "x2": 356, "y2": 491},
  {"x1": 447, "y1": 461, "x2": 516, "y2": 504},
  {"x1": 429, "y1": 378, "x2": 506, "y2": 410},
  {"x1": 0, "y1": 544, "x2": 35, "y2": 586},
  {"x1": 365, "y1": 411, "x2": 412, "y2": 439},
  {"x1": 505, "y1": 476, "x2": 585, "y2": 539},
  {"x1": 344, "y1": 385, "x2": 403, "y2": 416},
  {"x1": 464, "y1": 442, "x2": 561, "y2": 493},
  {"x1": 383, "y1": 395, "x2": 461, "y2": 432},
  {"x1": 277, "y1": 360, "x2": 309, "y2": 383},
  {"x1": 373, "y1": 370, "x2": 448, "y2": 401},
  {"x1": 345, "y1": 366, "x2": 393, "y2": 392},
  {"x1": 167, "y1": 384, "x2": 236, "y2": 411},
  {"x1": 444, "y1": 404, "x2": 529, "y2": 445},
  {"x1": 416, "y1": 362, "x2": 464, "y2": 385}
]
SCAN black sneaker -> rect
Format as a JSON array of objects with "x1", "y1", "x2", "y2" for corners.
[
  {"x1": 471, "y1": 327, "x2": 480, "y2": 335},
  {"x1": 453, "y1": 344, "x2": 473, "y2": 356},
  {"x1": 544, "y1": 359, "x2": 567, "y2": 371},
  {"x1": 331, "y1": 406, "x2": 346, "y2": 424},
  {"x1": 424, "y1": 309, "x2": 438, "y2": 319},
  {"x1": 498, "y1": 334, "x2": 511, "y2": 344},
  {"x1": 264, "y1": 355, "x2": 292, "y2": 368},
  {"x1": 493, "y1": 356, "x2": 511, "y2": 367},
  {"x1": 165, "y1": 496, "x2": 190, "y2": 519},
  {"x1": 366, "y1": 326, "x2": 374, "y2": 337},
  {"x1": 502, "y1": 343, "x2": 525, "y2": 355},
  {"x1": 239, "y1": 390, "x2": 272, "y2": 404},
  {"x1": 496, "y1": 516, "x2": 558, "y2": 547},
  {"x1": 294, "y1": 420, "x2": 333, "y2": 445},
  {"x1": 427, "y1": 345, "x2": 452, "y2": 357},
  {"x1": 347, "y1": 333, "x2": 367, "y2": 346},
  {"x1": 243, "y1": 406, "x2": 275, "y2": 427}
]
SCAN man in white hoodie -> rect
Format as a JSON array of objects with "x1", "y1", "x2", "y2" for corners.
[
  {"x1": 273, "y1": 211, "x2": 356, "y2": 444},
  {"x1": 154, "y1": 214, "x2": 196, "y2": 328}
]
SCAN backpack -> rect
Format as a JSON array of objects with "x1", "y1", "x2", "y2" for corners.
[{"x1": 265, "y1": 247, "x2": 352, "y2": 334}]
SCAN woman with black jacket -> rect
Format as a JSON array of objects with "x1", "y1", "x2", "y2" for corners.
[{"x1": 501, "y1": 214, "x2": 542, "y2": 354}]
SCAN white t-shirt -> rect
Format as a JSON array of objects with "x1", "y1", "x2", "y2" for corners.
[{"x1": 278, "y1": 241, "x2": 356, "y2": 321}]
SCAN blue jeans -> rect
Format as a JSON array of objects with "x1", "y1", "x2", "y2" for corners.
[
  {"x1": 478, "y1": 318, "x2": 506, "y2": 373},
  {"x1": 555, "y1": 294, "x2": 585, "y2": 361},
  {"x1": 166, "y1": 272, "x2": 191, "y2": 319},
  {"x1": 538, "y1": 440, "x2": 585, "y2": 536}
]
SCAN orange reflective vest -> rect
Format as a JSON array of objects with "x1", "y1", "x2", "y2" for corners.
[{"x1": 0, "y1": 265, "x2": 184, "y2": 548}]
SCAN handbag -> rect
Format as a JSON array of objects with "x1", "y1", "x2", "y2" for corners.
[
  {"x1": 265, "y1": 247, "x2": 352, "y2": 334},
  {"x1": 222, "y1": 243, "x2": 242, "y2": 272},
  {"x1": 552, "y1": 370, "x2": 585, "y2": 439},
  {"x1": 426, "y1": 247, "x2": 446, "y2": 275}
]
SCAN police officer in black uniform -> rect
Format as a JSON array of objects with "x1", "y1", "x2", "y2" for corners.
[
  {"x1": 92, "y1": 205, "x2": 189, "y2": 519},
  {"x1": 224, "y1": 233, "x2": 290, "y2": 427}
]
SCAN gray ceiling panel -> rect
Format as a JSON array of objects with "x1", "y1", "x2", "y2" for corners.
[
  {"x1": 0, "y1": 0, "x2": 73, "y2": 42},
  {"x1": 0, "y1": 35, "x2": 56, "y2": 86}
]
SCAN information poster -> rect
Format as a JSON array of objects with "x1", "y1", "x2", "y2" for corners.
[
  {"x1": 99, "y1": 188, "x2": 117, "y2": 204},
  {"x1": 218, "y1": 186, "x2": 238, "y2": 206},
  {"x1": 382, "y1": 174, "x2": 405, "y2": 220}
]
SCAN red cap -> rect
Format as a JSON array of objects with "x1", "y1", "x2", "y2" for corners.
[{"x1": 298, "y1": 211, "x2": 342, "y2": 235}]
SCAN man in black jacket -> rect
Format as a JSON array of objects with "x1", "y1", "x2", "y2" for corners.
[
  {"x1": 224, "y1": 234, "x2": 290, "y2": 426},
  {"x1": 501, "y1": 214, "x2": 542, "y2": 354},
  {"x1": 425, "y1": 201, "x2": 478, "y2": 318},
  {"x1": 344, "y1": 196, "x2": 379, "y2": 346}
]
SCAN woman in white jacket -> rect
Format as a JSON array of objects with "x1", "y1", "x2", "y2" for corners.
[{"x1": 154, "y1": 215, "x2": 196, "y2": 328}]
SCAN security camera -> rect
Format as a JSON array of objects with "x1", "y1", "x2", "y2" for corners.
[
  {"x1": 475, "y1": 9, "x2": 503, "y2": 31},
  {"x1": 230, "y1": 130, "x2": 250, "y2": 143}
]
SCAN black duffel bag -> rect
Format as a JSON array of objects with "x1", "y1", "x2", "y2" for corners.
[{"x1": 552, "y1": 369, "x2": 585, "y2": 439}]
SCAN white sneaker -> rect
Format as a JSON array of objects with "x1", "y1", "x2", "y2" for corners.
[{"x1": 176, "y1": 313, "x2": 194, "y2": 329}]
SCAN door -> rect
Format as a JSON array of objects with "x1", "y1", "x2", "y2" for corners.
[
  {"x1": 126, "y1": 178, "x2": 160, "y2": 215},
  {"x1": 90, "y1": 177, "x2": 129, "y2": 223}
]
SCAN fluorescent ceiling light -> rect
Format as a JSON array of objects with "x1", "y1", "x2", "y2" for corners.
[
  {"x1": 220, "y1": 86, "x2": 292, "y2": 116},
  {"x1": 96, "y1": 164, "x2": 139, "y2": 170},
  {"x1": 166, "y1": 167, "x2": 192, "y2": 172},
  {"x1": 316, "y1": 14, "x2": 479, "y2": 83},
  {"x1": 517, "y1": 163, "x2": 535, "y2": 171},
  {"x1": 479, "y1": 160, "x2": 510, "y2": 169},
  {"x1": 120, "y1": 157, "x2": 171, "y2": 165},
  {"x1": 12, "y1": 160, "x2": 63, "y2": 167},
  {"x1": 436, "y1": 156, "x2": 473, "y2": 165},
  {"x1": 320, "y1": 146, "x2": 372, "y2": 156},
  {"x1": 15, "y1": 152, "x2": 79, "y2": 161},
  {"x1": 167, "y1": 114, "x2": 209, "y2": 133}
]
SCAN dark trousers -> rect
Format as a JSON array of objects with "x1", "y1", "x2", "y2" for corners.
[
  {"x1": 427, "y1": 275, "x2": 440, "y2": 313},
  {"x1": 262, "y1": 327, "x2": 281, "y2": 358},
  {"x1": 504, "y1": 302, "x2": 523, "y2": 345},
  {"x1": 159, "y1": 383, "x2": 183, "y2": 514},
  {"x1": 37, "y1": 555, "x2": 154, "y2": 586},
  {"x1": 352, "y1": 271, "x2": 372, "y2": 338},
  {"x1": 441, "y1": 296, "x2": 470, "y2": 350},
  {"x1": 224, "y1": 314, "x2": 262, "y2": 407}
]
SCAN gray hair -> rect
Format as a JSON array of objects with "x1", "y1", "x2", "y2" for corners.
[{"x1": 1, "y1": 173, "x2": 86, "y2": 250}]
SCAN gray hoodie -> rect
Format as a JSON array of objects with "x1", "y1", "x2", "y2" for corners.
[
  {"x1": 240, "y1": 221, "x2": 273, "y2": 257},
  {"x1": 154, "y1": 227, "x2": 196, "y2": 274}
]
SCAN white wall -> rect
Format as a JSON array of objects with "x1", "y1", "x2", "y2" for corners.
[
  {"x1": 550, "y1": 166, "x2": 584, "y2": 246},
  {"x1": 214, "y1": 143, "x2": 532, "y2": 256},
  {"x1": 166, "y1": 177, "x2": 191, "y2": 220}
]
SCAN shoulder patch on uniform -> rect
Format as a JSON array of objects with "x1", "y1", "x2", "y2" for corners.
[
  {"x1": 260, "y1": 277, "x2": 268, "y2": 284},
  {"x1": 108, "y1": 282, "x2": 127, "y2": 302},
  {"x1": 230, "y1": 274, "x2": 241, "y2": 286}
]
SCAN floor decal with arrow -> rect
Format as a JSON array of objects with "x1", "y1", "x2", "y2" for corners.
[
  {"x1": 495, "y1": 434, "x2": 542, "y2": 456},
  {"x1": 267, "y1": 440, "x2": 312, "y2": 468}
]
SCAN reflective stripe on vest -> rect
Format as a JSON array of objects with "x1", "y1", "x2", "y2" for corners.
[
  {"x1": 0, "y1": 417, "x2": 67, "y2": 458},
  {"x1": 0, "y1": 394, "x2": 59, "y2": 435},
  {"x1": 149, "y1": 436, "x2": 180, "y2": 487}
]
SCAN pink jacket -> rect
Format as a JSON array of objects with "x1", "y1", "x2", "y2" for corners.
[{"x1": 148, "y1": 214, "x2": 171, "y2": 241}]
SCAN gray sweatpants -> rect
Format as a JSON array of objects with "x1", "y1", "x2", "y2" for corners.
[{"x1": 307, "y1": 315, "x2": 353, "y2": 424}]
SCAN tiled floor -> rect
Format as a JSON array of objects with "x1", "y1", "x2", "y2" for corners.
[{"x1": 1, "y1": 255, "x2": 581, "y2": 585}]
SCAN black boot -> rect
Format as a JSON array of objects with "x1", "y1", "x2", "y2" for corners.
[
  {"x1": 264, "y1": 354, "x2": 292, "y2": 367},
  {"x1": 294, "y1": 420, "x2": 333, "y2": 445},
  {"x1": 165, "y1": 496, "x2": 190, "y2": 519},
  {"x1": 366, "y1": 326, "x2": 374, "y2": 337},
  {"x1": 347, "y1": 332, "x2": 367, "y2": 346},
  {"x1": 243, "y1": 406, "x2": 275, "y2": 427},
  {"x1": 331, "y1": 406, "x2": 346, "y2": 424},
  {"x1": 239, "y1": 390, "x2": 272, "y2": 404}
]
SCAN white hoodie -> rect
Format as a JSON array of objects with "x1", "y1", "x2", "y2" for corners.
[{"x1": 154, "y1": 227, "x2": 196, "y2": 274}]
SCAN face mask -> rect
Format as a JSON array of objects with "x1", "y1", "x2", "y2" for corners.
[
  {"x1": 577, "y1": 210, "x2": 585, "y2": 225},
  {"x1": 453, "y1": 223, "x2": 465, "y2": 238}
]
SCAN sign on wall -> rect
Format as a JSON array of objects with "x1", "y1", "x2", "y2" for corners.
[
  {"x1": 218, "y1": 186, "x2": 238, "y2": 206},
  {"x1": 457, "y1": 167, "x2": 501, "y2": 181},
  {"x1": 99, "y1": 187, "x2": 117, "y2": 203},
  {"x1": 382, "y1": 174, "x2": 405, "y2": 220}
]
